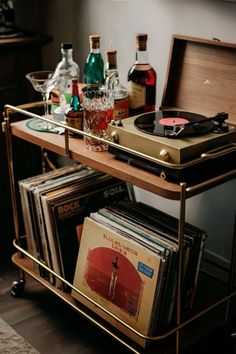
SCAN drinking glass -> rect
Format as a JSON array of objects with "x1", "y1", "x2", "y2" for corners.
[
  {"x1": 26, "y1": 70, "x2": 55, "y2": 130},
  {"x1": 82, "y1": 88, "x2": 114, "y2": 151}
]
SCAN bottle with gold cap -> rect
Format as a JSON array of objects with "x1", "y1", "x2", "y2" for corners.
[
  {"x1": 83, "y1": 35, "x2": 105, "y2": 85},
  {"x1": 127, "y1": 33, "x2": 157, "y2": 117}
]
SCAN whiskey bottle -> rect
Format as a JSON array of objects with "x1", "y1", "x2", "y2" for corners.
[
  {"x1": 65, "y1": 78, "x2": 83, "y2": 137},
  {"x1": 105, "y1": 49, "x2": 129, "y2": 120},
  {"x1": 127, "y1": 33, "x2": 157, "y2": 117},
  {"x1": 83, "y1": 35, "x2": 105, "y2": 85}
]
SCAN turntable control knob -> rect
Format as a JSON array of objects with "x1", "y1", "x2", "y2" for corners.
[
  {"x1": 110, "y1": 131, "x2": 119, "y2": 143},
  {"x1": 159, "y1": 149, "x2": 170, "y2": 162}
]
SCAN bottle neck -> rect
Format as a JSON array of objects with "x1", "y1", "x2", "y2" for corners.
[
  {"x1": 61, "y1": 49, "x2": 74, "y2": 63},
  {"x1": 105, "y1": 71, "x2": 119, "y2": 90},
  {"x1": 90, "y1": 48, "x2": 100, "y2": 54},
  {"x1": 105, "y1": 52, "x2": 119, "y2": 75},
  {"x1": 135, "y1": 49, "x2": 149, "y2": 65},
  {"x1": 105, "y1": 69, "x2": 119, "y2": 82},
  {"x1": 72, "y1": 82, "x2": 79, "y2": 97},
  {"x1": 71, "y1": 82, "x2": 80, "y2": 111}
]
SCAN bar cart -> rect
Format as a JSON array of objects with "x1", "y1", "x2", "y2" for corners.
[{"x1": 2, "y1": 100, "x2": 236, "y2": 354}]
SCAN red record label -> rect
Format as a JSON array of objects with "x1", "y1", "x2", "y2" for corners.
[{"x1": 159, "y1": 117, "x2": 189, "y2": 126}]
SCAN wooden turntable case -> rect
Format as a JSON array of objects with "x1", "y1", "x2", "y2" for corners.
[
  {"x1": 108, "y1": 34, "x2": 236, "y2": 182},
  {"x1": 161, "y1": 34, "x2": 236, "y2": 124}
]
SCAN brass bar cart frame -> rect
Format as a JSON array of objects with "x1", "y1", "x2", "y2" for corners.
[{"x1": 2, "y1": 102, "x2": 236, "y2": 354}]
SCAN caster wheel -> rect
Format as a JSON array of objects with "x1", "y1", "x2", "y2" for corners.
[{"x1": 11, "y1": 279, "x2": 25, "y2": 297}]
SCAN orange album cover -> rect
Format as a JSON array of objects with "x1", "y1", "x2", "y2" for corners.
[{"x1": 72, "y1": 217, "x2": 164, "y2": 346}]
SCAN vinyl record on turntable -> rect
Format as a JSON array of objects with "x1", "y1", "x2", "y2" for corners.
[{"x1": 134, "y1": 111, "x2": 215, "y2": 137}]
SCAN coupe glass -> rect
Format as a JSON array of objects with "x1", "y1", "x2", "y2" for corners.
[{"x1": 26, "y1": 70, "x2": 55, "y2": 130}]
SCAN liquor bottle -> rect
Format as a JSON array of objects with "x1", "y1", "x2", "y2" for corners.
[
  {"x1": 105, "y1": 49, "x2": 129, "y2": 120},
  {"x1": 127, "y1": 33, "x2": 157, "y2": 117},
  {"x1": 83, "y1": 35, "x2": 105, "y2": 85},
  {"x1": 51, "y1": 42, "x2": 80, "y2": 113},
  {"x1": 65, "y1": 78, "x2": 83, "y2": 137}
]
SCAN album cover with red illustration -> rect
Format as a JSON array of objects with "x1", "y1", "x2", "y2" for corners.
[{"x1": 71, "y1": 217, "x2": 165, "y2": 347}]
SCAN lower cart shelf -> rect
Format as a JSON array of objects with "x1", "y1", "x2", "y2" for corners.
[
  {"x1": 12, "y1": 252, "x2": 235, "y2": 354},
  {"x1": 11, "y1": 253, "x2": 165, "y2": 354}
]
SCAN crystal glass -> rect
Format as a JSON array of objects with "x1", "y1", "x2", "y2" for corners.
[
  {"x1": 82, "y1": 88, "x2": 114, "y2": 151},
  {"x1": 26, "y1": 70, "x2": 55, "y2": 130}
]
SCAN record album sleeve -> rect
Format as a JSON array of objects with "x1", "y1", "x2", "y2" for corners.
[
  {"x1": 30, "y1": 167, "x2": 98, "y2": 287},
  {"x1": 72, "y1": 217, "x2": 165, "y2": 347},
  {"x1": 43, "y1": 177, "x2": 132, "y2": 289},
  {"x1": 90, "y1": 206, "x2": 180, "y2": 333},
  {"x1": 18, "y1": 163, "x2": 84, "y2": 275}
]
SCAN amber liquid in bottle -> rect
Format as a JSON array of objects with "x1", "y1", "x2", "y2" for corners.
[{"x1": 128, "y1": 33, "x2": 156, "y2": 117}]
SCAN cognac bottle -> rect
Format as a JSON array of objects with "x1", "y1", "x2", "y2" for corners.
[{"x1": 127, "y1": 33, "x2": 157, "y2": 117}]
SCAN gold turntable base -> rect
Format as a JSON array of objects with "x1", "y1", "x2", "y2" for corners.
[{"x1": 108, "y1": 114, "x2": 236, "y2": 165}]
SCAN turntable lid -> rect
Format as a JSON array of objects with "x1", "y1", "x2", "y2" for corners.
[{"x1": 161, "y1": 34, "x2": 236, "y2": 125}]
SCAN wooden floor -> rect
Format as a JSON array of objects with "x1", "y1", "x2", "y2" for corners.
[{"x1": 0, "y1": 254, "x2": 236, "y2": 354}]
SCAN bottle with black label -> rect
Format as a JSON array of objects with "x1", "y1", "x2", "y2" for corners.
[
  {"x1": 65, "y1": 78, "x2": 83, "y2": 138},
  {"x1": 127, "y1": 33, "x2": 157, "y2": 117}
]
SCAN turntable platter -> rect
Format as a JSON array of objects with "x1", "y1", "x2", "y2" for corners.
[{"x1": 134, "y1": 111, "x2": 214, "y2": 137}]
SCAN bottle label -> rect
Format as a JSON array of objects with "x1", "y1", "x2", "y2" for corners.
[
  {"x1": 114, "y1": 96, "x2": 129, "y2": 119},
  {"x1": 128, "y1": 81, "x2": 146, "y2": 109},
  {"x1": 50, "y1": 90, "x2": 72, "y2": 113},
  {"x1": 66, "y1": 113, "x2": 83, "y2": 137}
]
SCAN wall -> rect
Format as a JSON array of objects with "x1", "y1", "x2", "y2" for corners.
[{"x1": 15, "y1": 0, "x2": 236, "y2": 265}]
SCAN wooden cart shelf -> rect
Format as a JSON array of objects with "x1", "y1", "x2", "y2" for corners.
[{"x1": 6, "y1": 118, "x2": 236, "y2": 200}]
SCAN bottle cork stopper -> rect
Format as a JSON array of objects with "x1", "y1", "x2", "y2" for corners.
[
  {"x1": 136, "y1": 33, "x2": 148, "y2": 51},
  {"x1": 106, "y1": 50, "x2": 117, "y2": 69},
  {"x1": 61, "y1": 42, "x2": 73, "y2": 50},
  {"x1": 89, "y1": 35, "x2": 100, "y2": 49}
]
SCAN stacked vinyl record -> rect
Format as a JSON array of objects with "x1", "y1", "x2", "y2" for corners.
[
  {"x1": 18, "y1": 165, "x2": 132, "y2": 291},
  {"x1": 72, "y1": 199, "x2": 207, "y2": 348}
]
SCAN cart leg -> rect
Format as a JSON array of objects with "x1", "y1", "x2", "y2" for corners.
[{"x1": 11, "y1": 269, "x2": 26, "y2": 297}]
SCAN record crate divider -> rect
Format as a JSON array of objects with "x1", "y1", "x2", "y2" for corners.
[{"x1": 2, "y1": 102, "x2": 236, "y2": 354}]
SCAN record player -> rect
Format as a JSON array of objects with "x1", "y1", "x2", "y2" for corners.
[{"x1": 108, "y1": 34, "x2": 236, "y2": 183}]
